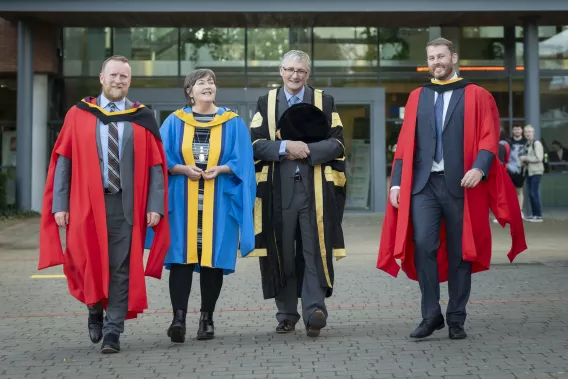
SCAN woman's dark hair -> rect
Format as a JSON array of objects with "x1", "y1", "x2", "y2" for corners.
[{"x1": 183, "y1": 68, "x2": 216, "y2": 105}]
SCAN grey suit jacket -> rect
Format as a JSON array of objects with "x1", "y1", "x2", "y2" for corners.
[
  {"x1": 391, "y1": 87, "x2": 494, "y2": 198},
  {"x1": 52, "y1": 96, "x2": 164, "y2": 225},
  {"x1": 252, "y1": 86, "x2": 343, "y2": 209}
]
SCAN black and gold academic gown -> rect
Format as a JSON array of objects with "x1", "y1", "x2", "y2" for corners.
[{"x1": 249, "y1": 86, "x2": 346, "y2": 300}]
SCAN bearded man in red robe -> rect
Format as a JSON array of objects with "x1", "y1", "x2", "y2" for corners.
[
  {"x1": 378, "y1": 38, "x2": 526, "y2": 340},
  {"x1": 39, "y1": 55, "x2": 170, "y2": 353}
]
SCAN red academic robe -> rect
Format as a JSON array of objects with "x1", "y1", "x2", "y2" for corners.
[
  {"x1": 39, "y1": 100, "x2": 170, "y2": 319},
  {"x1": 377, "y1": 85, "x2": 527, "y2": 281}
]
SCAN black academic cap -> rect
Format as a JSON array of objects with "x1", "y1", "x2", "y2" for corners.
[{"x1": 278, "y1": 103, "x2": 331, "y2": 143}]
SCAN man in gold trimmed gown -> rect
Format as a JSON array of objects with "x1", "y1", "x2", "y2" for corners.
[{"x1": 249, "y1": 50, "x2": 347, "y2": 337}]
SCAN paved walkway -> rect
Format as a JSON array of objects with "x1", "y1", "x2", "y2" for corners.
[{"x1": 0, "y1": 214, "x2": 567, "y2": 379}]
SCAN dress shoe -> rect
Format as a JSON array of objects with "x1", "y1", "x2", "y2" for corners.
[
  {"x1": 88, "y1": 312, "x2": 103, "y2": 344},
  {"x1": 306, "y1": 310, "x2": 326, "y2": 338},
  {"x1": 196, "y1": 312, "x2": 215, "y2": 340},
  {"x1": 100, "y1": 333, "x2": 120, "y2": 354},
  {"x1": 449, "y1": 324, "x2": 467, "y2": 340},
  {"x1": 276, "y1": 320, "x2": 296, "y2": 334},
  {"x1": 409, "y1": 315, "x2": 445, "y2": 338},
  {"x1": 167, "y1": 309, "x2": 187, "y2": 343}
]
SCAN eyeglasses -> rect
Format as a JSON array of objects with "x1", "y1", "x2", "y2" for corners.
[{"x1": 281, "y1": 66, "x2": 309, "y2": 77}]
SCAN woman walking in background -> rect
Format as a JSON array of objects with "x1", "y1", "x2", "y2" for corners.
[{"x1": 520, "y1": 124, "x2": 544, "y2": 222}]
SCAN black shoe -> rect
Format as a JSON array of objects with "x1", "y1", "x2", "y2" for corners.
[
  {"x1": 88, "y1": 312, "x2": 103, "y2": 344},
  {"x1": 306, "y1": 310, "x2": 326, "y2": 338},
  {"x1": 276, "y1": 320, "x2": 296, "y2": 334},
  {"x1": 409, "y1": 315, "x2": 445, "y2": 339},
  {"x1": 167, "y1": 309, "x2": 187, "y2": 343},
  {"x1": 196, "y1": 312, "x2": 214, "y2": 340},
  {"x1": 100, "y1": 333, "x2": 120, "y2": 354},
  {"x1": 449, "y1": 323, "x2": 467, "y2": 340}
]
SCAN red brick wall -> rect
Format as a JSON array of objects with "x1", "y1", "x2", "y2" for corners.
[{"x1": 0, "y1": 18, "x2": 59, "y2": 75}]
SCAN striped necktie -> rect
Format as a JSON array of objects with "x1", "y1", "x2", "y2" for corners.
[{"x1": 107, "y1": 102, "x2": 121, "y2": 194}]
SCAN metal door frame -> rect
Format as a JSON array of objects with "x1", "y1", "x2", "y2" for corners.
[{"x1": 128, "y1": 87, "x2": 386, "y2": 212}]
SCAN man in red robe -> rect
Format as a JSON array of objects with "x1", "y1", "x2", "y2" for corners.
[
  {"x1": 39, "y1": 55, "x2": 170, "y2": 353},
  {"x1": 377, "y1": 38, "x2": 526, "y2": 340}
]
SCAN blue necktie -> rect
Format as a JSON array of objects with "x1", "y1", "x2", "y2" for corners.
[
  {"x1": 290, "y1": 95, "x2": 300, "y2": 106},
  {"x1": 289, "y1": 95, "x2": 301, "y2": 173},
  {"x1": 434, "y1": 93, "x2": 444, "y2": 163}
]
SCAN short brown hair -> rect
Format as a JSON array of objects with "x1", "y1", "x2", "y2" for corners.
[
  {"x1": 101, "y1": 55, "x2": 130, "y2": 72},
  {"x1": 426, "y1": 38, "x2": 456, "y2": 55},
  {"x1": 183, "y1": 69, "x2": 216, "y2": 104}
]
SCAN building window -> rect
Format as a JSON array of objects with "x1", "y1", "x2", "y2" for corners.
[
  {"x1": 459, "y1": 27, "x2": 505, "y2": 67},
  {"x1": 516, "y1": 25, "x2": 568, "y2": 70},
  {"x1": 63, "y1": 27, "x2": 111, "y2": 76},
  {"x1": 379, "y1": 27, "x2": 430, "y2": 72},
  {"x1": 114, "y1": 27, "x2": 179, "y2": 77},
  {"x1": 180, "y1": 28, "x2": 246, "y2": 88},
  {"x1": 312, "y1": 27, "x2": 378, "y2": 76},
  {"x1": 246, "y1": 28, "x2": 311, "y2": 88}
]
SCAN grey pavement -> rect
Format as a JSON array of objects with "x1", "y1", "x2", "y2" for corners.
[{"x1": 0, "y1": 214, "x2": 567, "y2": 379}]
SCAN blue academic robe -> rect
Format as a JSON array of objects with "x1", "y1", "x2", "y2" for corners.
[{"x1": 145, "y1": 107, "x2": 255, "y2": 274}]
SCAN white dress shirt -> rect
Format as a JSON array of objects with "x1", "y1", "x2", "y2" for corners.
[
  {"x1": 99, "y1": 93, "x2": 125, "y2": 189},
  {"x1": 391, "y1": 73, "x2": 458, "y2": 190}
]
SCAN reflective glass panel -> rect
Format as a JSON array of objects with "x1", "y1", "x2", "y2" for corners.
[{"x1": 114, "y1": 27, "x2": 179, "y2": 77}]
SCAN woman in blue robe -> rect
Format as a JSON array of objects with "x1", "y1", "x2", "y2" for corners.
[{"x1": 146, "y1": 69, "x2": 255, "y2": 342}]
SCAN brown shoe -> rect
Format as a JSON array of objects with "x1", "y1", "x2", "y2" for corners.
[
  {"x1": 306, "y1": 310, "x2": 326, "y2": 337},
  {"x1": 276, "y1": 320, "x2": 295, "y2": 333}
]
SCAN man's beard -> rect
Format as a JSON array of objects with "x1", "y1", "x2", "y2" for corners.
[
  {"x1": 430, "y1": 64, "x2": 453, "y2": 81},
  {"x1": 104, "y1": 86, "x2": 127, "y2": 102}
]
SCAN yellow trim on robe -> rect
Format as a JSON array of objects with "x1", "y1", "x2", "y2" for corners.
[
  {"x1": 174, "y1": 109, "x2": 238, "y2": 128},
  {"x1": 267, "y1": 89, "x2": 277, "y2": 141},
  {"x1": 250, "y1": 112, "x2": 263, "y2": 128},
  {"x1": 254, "y1": 197, "x2": 263, "y2": 235},
  {"x1": 314, "y1": 165, "x2": 332, "y2": 288},
  {"x1": 324, "y1": 166, "x2": 346, "y2": 187},
  {"x1": 431, "y1": 77, "x2": 463, "y2": 85},
  {"x1": 333, "y1": 248, "x2": 346, "y2": 261},
  {"x1": 238, "y1": 248, "x2": 268, "y2": 258},
  {"x1": 331, "y1": 112, "x2": 343, "y2": 128},
  {"x1": 200, "y1": 125, "x2": 223, "y2": 268},
  {"x1": 181, "y1": 124, "x2": 199, "y2": 264},
  {"x1": 81, "y1": 99, "x2": 144, "y2": 116},
  {"x1": 252, "y1": 138, "x2": 266, "y2": 146},
  {"x1": 314, "y1": 89, "x2": 323, "y2": 110},
  {"x1": 256, "y1": 165, "x2": 269, "y2": 184}
]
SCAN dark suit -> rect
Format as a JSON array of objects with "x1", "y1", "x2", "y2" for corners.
[
  {"x1": 253, "y1": 86, "x2": 343, "y2": 326},
  {"x1": 391, "y1": 87, "x2": 494, "y2": 325},
  {"x1": 52, "y1": 96, "x2": 164, "y2": 336}
]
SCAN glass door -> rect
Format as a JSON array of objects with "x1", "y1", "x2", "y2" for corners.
[{"x1": 129, "y1": 87, "x2": 387, "y2": 212}]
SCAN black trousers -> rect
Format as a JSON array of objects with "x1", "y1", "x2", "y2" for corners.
[{"x1": 169, "y1": 264, "x2": 224, "y2": 313}]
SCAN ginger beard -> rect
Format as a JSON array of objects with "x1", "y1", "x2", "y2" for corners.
[
  {"x1": 427, "y1": 45, "x2": 457, "y2": 81},
  {"x1": 100, "y1": 60, "x2": 131, "y2": 102}
]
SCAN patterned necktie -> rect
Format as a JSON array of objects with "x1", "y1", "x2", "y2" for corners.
[
  {"x1": 434, "y1": 93, "x2": 444, "y2": 163},
  {"x1": 290, "y1": 95, "x2": 300, "y2": 106},
  {"x1": 107, "y1": 102, "x2": 121, "y2": 194}
]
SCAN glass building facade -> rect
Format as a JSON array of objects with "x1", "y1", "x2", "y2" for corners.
[{"x1": 55, "y1": 25, "x2": 568, "y2": 210}]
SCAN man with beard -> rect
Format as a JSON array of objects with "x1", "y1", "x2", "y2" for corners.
[
  {"x1": 39, "y1": 55, "x2": 170, "y2": 353},
  {"x1": 249, "y1": 50, "x2": 346, "y2": 337},
  {"x1": 378, "y1": 38, "x2": 526, "y2": 340}
]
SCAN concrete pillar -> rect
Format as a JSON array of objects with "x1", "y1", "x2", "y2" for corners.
[
  {"x1": 523, "y1": 18, "x2": 541, "y2": 139},
  {"x1": 16, "y1": 21, "x2": 33, "y2": 211},
  {"x1": 31, "y1": 74, "x2": 48, "y2": 212}
]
